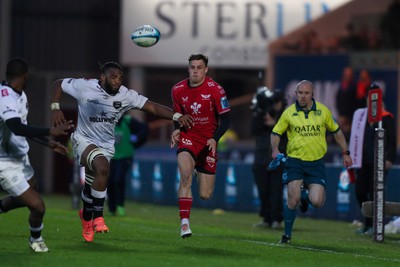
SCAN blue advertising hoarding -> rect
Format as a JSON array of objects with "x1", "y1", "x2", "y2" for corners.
[{"x1": 124, "y1": 159, "x2": 400, "y2": 222}]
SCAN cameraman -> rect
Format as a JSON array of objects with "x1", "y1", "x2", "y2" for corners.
[{"x1": 251, "y1": 87, "x2": 287, "y2": 228}]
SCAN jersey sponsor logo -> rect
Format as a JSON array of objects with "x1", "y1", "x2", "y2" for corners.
[
  {"x1": 220, "y1": 96, "x2": 229, "y2": 109},
  {"x1": 181, "y1": 138, "x2": 193, "y2": 146},
  {"x1": 190, "y1": 102, "x2": 202, "y2": 114},
  {"x1": 201, "y1": 94, "x2": 211, "y2": 100},
  {"x1": 1, "y1": 89, "x2": 9, "y2": 97},
  {"x1": 294, "y1": 124, "x2": 322, "y2": 137},
  {"x1": 87, "y1": 98, "x2": 111, "y2": 107},
  {"x1": 192, "y1": 117, "x2": 209, "y2": 124},
  {"x1": 113, "y1": 101, "x2": 122, "y2": 109},
  {"x1": 89, "y1": 111, "x2": 116, "y2": 124},
  {"x1": 87, "y1": 99, "x2": 100, "y2": 104}
]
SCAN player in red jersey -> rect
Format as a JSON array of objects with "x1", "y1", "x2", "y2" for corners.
[{"x1": 170, "y1": 53, "x2": 231, "y2": 238}]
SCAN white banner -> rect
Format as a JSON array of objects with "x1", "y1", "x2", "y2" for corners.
[
  {"x1": 349, "y1": 108, "x2": 368, "y2": 168},
  {"x1": 120, "y1": 0, "x2": 350, "y2": 68}
]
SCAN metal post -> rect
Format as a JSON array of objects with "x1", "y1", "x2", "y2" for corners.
[
  {"x1": 373, "y1": 128, "x2": 385, "y2": 242},
  {"x1": 368, "y1": 87, "x2": 384, "y2": 242}
]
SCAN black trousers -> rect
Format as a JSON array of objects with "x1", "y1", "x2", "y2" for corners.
[
  {"x1": 107, "y1": 157, "x2": 132, "y2": 212},
  {"x1": 252, "y1": 164, "x2": 284, "y2": 224},
  {"x1": 355, "y1": 163, "x2": 388, "y2": 227}
]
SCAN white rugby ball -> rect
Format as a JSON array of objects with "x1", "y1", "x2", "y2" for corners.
[{"x1": 131, "y1": 25, "x2": 161, "y2": 47}]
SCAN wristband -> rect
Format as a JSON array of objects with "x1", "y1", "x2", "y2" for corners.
[
  {"x1": 342, "y1": 150, "x2": 350, "y2": 156},
  {"x1": 50, "y1": 102, "x2": 60, "y2": 110},
  {"x1": 172, "y1": 112, "x2": 183, "y2": 121}
]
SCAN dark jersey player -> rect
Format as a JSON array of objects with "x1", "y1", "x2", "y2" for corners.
[{"x1": 170, "y1": 53, "x2": 231, "y2": 238}]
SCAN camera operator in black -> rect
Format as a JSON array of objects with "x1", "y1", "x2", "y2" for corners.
[{"x1": 251, "y1": 87, "x2": 287, "y2": 228}]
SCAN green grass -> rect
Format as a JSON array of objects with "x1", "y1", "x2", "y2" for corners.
[{"x1": 0, "y1": 194, "x2": 399, "y2": 267}]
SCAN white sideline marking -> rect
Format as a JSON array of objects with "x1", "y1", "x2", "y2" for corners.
[
  {"x1": 132, "y1": 225, "x2": 400, "y2": 263},
  {"x1": 241, "y1": 239, "x2": 400, "y2": 263}
]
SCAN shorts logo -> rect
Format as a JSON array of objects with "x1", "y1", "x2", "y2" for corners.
[
  {"x1": 181, "y1": 138, "x2": 192, "y2": 146},
  {"x1": 206, "y1": 156, "x2": 216, "y2": 168},
  {"x1": 1, "y1": 89, "x2": 9, "y2": 97},
  {"x1": 113, "y1": 101, "x2": 122, "y2": 109}
]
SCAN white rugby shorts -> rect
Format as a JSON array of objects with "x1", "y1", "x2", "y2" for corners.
[
  {"x1": 70, "y1": 132, "x2": 114, "y2": 164},
  {"x1": 0, "y1": 156, "x2": 34, "y2": 197}
]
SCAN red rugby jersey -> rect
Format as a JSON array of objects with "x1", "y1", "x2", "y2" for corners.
[{"x1": 171, "y1": 76, "x2": 230, "y2": 140}]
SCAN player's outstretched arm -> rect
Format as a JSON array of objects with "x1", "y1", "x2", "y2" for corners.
[
  {"x1": 28, "y1": 137, "x2": 69, "y2": 155},
  {"x1": 141, "y1": 100, "x2": 193, "y2": 128},
  {"x1": 6, "y1": 118, "x2": 74, "y2": 138}
]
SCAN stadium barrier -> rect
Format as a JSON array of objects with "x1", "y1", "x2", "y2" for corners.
[{"x1": 125, "y1": 159, "x2": 400, "y2": 222}]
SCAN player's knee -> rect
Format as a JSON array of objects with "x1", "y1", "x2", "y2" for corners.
[
  {"x1": 95, "y1": 162, "x2": 109, "y2": 178},
  {"x1": 287, "y1": 199, "x2": 300, "y2": 209},
  {"x1": 309, "y1": 197, "x2": 325, "y2": 208},
  {"x1": 29, "y1": 198, "x2": 45, "y2": 215},
  {"x1": 86, "y1": 148, "x2": 107, "y2": 172},
  {"x1": 199, "y1": 191, "x2": 213, "y2": 200},
  {"x1": 311, "y1": 200, "x2": 324, "y2": 208}
]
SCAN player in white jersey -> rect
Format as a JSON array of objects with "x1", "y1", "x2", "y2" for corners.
[
  {"x1": 0, "y1": 58, "x2": 74, "y2": 252},
  {"x1": 50, "y1": 61, "x2": 193, "y2": 243}
]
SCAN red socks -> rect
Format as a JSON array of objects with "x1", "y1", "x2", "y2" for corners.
[{"x1": 178, "y1": 197, "x2": 193, "y2": 220}]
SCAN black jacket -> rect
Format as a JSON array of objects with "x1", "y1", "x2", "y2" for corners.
[{"x1": 362, "y1": 111, "x2": 396, "y2": 164}]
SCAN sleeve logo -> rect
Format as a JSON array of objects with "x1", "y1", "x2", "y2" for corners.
[
  {"x1": 1, "y1": 89, "x2": 9, "y2": 97},
  {"x1": 220, "y1": 96, "x2": 229, "y2": 109}
]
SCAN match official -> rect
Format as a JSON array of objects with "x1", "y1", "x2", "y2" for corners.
[{"x1": 271, "y1": 80, "x2": 353, "y2": 243}]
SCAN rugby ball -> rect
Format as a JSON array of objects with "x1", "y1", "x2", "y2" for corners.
[{"x1": 131, "y1": 25, "x2": 161, "y2": 47}]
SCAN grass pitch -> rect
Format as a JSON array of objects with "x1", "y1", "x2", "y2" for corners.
[{"x1": 0, "y1": 194, "x2": 399, "y2": 267}]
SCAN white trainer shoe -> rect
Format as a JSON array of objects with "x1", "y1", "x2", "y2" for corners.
[
  {"x1": 180, "y1": 219, "x2": 192, "y2": 239},
  {"x1": 29, "y1": 238, "x2": 49, "y2": 252}
]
